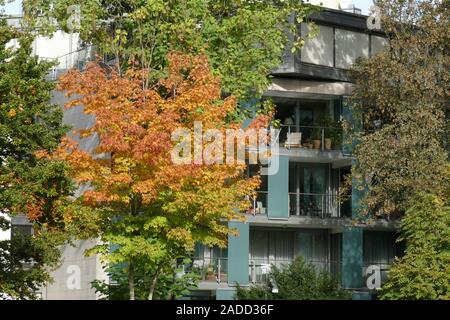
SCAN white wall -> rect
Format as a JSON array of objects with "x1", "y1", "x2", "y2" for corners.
[
  {"x1": 301, "y1": 24, "x2": 334, "y2": 67},
  {"x1": 41, "y1": 240, "x2": 108, "y2": 300},
  {"x1": 335, "y1": 28, "x2": 369, "y2": 69},
  {"x1": 371, "y1": 35, "x2": 388, "y2": 56},
  {"x1": 33, "y1": 31, "x2": 80, "y2": 60}
]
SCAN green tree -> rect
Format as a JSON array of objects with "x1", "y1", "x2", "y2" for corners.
[
  {"x1": 236, "y1": 256, "x2": 350, "y2": 300},
  {"x1": 381, "y1": 192, "x2": 450, "y2": 300},
  {"x1": 25, "y1": 0, "x2": 317, "y2": 101},
  {"x1": 347, "y1": 0, "x2": 449, "y2": 218},
  {"x1": 0, "y1": 17, "x2": 74, "y2": 299},
  {"x1": 25, "y1": 0, "x2": 319, "y2": 300},
  {"x1": 91, "y1": 258, "x2": 200, "y2": 300}
]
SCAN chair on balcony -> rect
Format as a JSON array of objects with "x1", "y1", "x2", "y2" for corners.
[
  {"x1": 256, "y1": 201, "x2": 266, "y2": 215},
  {"x1": 284, "y1": 132, "x2": 302, "y2": 149}
]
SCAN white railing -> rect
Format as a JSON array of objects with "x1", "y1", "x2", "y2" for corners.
[
  {"x1": 249, "y1": 259, "x2": 342, "y2": 283},
  {"x1": 39, "y1": 46, "x2": 95, "y2": 80},
  {"x1": 289, "y1": 192, "x2": 349, "y2": 218}
]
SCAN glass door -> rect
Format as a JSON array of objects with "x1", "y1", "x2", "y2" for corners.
[{"x1": 302, "y1": 166, "x2": 326, "y2": 217}]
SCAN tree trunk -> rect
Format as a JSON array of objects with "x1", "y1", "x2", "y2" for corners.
[
  {"x1": 129, "y1": 261, "x2": 135, "y2": 300},
  {"x1": 148, "y1": 265, "x2": 163, "y2": 300},
  {"x1": 148, "y1": 273, "x2": 159, "y2": 300}
]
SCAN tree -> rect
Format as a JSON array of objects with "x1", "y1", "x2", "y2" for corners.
[
  {"x1": 381, "y1": 192, "x2": 450, "y2": 300},
  {"x1": 346, "y1": 0, "x2": 449, "y2": 218},
  {"x1": 236, "y1": 256, "x2": 350, "y2": 300},
  {"x1": 0, "y1": 17, "x2": 74, "y2": 298},
  {"x1": 49, "y1": 52, "x2": 270, "y2": 300},
  {"x1": 91, "y1": 258, "x2": 200, "y2": 300},
  {"x1": 25, "y1": 0, "x2": 317, "y2": 100}
]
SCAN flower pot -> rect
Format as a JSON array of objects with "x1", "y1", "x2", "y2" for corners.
[
  {"x1": 313, "y1": 140, "x2": 321, "y2": 149},
  {"x1": 206, "y1": 274, "x2": 216, "y2": 281},
  {"x1": 325, "y1": 138, "x2": 332, "y2": 150}
]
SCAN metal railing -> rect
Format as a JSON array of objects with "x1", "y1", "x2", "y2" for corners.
[
  {"x1": 249, "y1": 259, "x2": 342, "y2": 283},
  {"x1": 289, "y1": 192, "x2": 350, "y2": 218},
  {"x1": 39, "y1": 46, "x2": 96, "y2": 80},
  {"x1": 279, "y1": 125, "x2": 342, "y2": 152},
  {"x1": 248, "y1": 191, "x2": 268, "y2": 215},
  {"x1": 189, "y1": 257, "x2": 228, "y2": 283}
]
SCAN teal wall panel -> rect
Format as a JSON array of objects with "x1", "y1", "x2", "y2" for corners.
[
  {"x1": 342, "y1": 227, "x2": 363, "y2": 289},
  {"x1": 216, "y1": 288, "x2": 236, "y2": 300},
  {"x1": 268, "y1": 155, "x2": 289, "y2": 219},
  {"x1": 352, "y1": 292, "x2": 372, "y2": 300},
  {"x1": 227, "y1": 221, "x2": 249, "y2": 286}
]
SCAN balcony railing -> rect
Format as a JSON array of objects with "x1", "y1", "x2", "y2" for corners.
[
  {"x1": 289, "y1": 192, "x2": 349, "y2": 218},
  {"x1": 248, "y1": 191, "x2": 268, "y2": 216},
  {"x1": 188, "y1": 257, "x2": 228, "y2": 283},
  {"x1": 40, "y1": 46, "x2": 96, "y2": 81},
  {"x1": 249, "y1": 259, "x2": 341, "y2": 283},
  {"x1": 279, "y1": 125, "x2": 342, "y2": 152}
]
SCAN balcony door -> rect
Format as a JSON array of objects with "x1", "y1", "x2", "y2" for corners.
[{"x1": 290, "y1": 163, "x2": 329, "y2": 217}]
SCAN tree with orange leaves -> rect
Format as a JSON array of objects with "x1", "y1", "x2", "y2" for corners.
[{"x1": 53, "y1": 52, "x2": 271, "y2": 300}]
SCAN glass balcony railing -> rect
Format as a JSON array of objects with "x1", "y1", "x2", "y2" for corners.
[
  {"x1": 289, "y1": 192, "x2": 349, "y2": 218},
  {"x1": 187, "y1": 257, "x2": 228, "y2": 283},
  {"x1": 249, "y1": 259, "x2": 341, "y2": 283},
  {"x1": 247, "y1": 191, "x2": 268, "y2": 216},
  {"x1": 279, "y1": 125, "x2": 343, "y2": 152}
]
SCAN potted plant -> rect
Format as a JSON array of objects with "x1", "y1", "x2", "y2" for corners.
[
  {"x1": 303, "y1": 138, "x2": 312, "y2": 149},
  {"x1": 330, "y1": 121, "x2": 343, "y2": 150},
  {"x1": 206, "y1": 266, "x2": 216, "y2": 281},
  {"x1": 317, "y1": 114, "x2": 333, "y2": 150},
  {"x1": 311, "y1": 128, "x2": 322, "y2": 149}
]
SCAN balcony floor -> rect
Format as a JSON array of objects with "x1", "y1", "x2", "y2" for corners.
[{"x1": 244, "y1": 213, "x2": 400, "y2": 231}]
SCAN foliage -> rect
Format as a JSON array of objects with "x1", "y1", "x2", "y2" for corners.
[
  {"x1": 25, "y1": 0, "x2": 317, "y2": 102},
  {"x1": 236, "y1": 256, "x2": 350, "y2": 300},
  {"x1": 346, "y1": 0, "x2": 449, "y2": 217},
  {"x1": 0, "y1": 18, "x2": 74, "y2": 299},
  {"x1": 381, "y1": 192, "x2": 450, "y2": 300},
  {"x1": 92, "y1": 258, "x2": 200, "y2": 300},
  {"x1": 47, "y1": 52, "x2": 270, "y2": 299}
]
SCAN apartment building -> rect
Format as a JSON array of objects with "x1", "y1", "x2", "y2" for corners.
[
  {"x1": 3, "y1": 2, "x2": 403, "y2": 300},
  {"x1": 192, "y1": 7, "x2": 403, "y2": 301}
]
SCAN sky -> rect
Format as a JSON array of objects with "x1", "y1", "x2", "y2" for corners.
[{"x1": 1, "y1": 0, "x2": 374, "y2": 15}]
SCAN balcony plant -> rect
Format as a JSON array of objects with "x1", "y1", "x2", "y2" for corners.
[
  {"x1": 317, "y1": 114, "x2": 342, "y2": 150},
  {"x1": 311, "y1": 128, "x2": 322, "y2": 149},
  {"x1": 206, "y1": 266, "x2": 216, "y2": 281},
  {"x1": 317, "y1": 114, "x2": 333, "y2": 150}
]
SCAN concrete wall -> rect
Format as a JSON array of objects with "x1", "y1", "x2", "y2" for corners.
[
  {"x1": 40, "y1": 240, "x2": 107, "y2": 300},
  {"x1": 301, "y1": 24, "x2": 334, "y2": 67},
  {"x1": 40, "y1": 83, "x2": 105, "y2": 300},
  {"x1": 335, "y1": 29, "x2": 369, "y2": 69}
]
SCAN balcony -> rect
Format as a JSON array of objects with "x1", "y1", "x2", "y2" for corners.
[
  {"x1": 247, "y1": 191, "x2": 268, "y2": 216},
  {"x1": 247, "y1": 190, "x2": 351, "y2": 220},
  {"x1": 249, "y1": 259, "x2": 341, "y2": 283},
  {"x1": 39, "y1": 46, "x2": 96, "y2": 81},
  {"x1": 280, "y1": 125, "x2": 342, "y2": 153},
  {"x1": 289, "y1": 192, "x2": 350, "y2": 218},
  {"x1": 189, "y1": 257, "x2": 228, "y2": 284}
]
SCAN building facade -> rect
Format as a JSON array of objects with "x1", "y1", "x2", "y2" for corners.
[
  {"x1": 191, "y1": 8, "x2": 403, "y2": 300},
  {"x1": 3, "y1": 5, "x2": 403, "y2": 300}
]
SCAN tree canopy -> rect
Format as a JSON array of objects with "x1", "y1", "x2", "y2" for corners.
[
  {"x1": 236, "y1": 256, "x2": 350, "y2": 300},
  {"x1": 46, "y1": 52, "x2": 270, "y2": 299},
  {"x1": 25, "y1": 0, "x2": 317, "y2": 101},
  {"x1": 0, "y1": 18, "x2": 74, "y2": 299},
  {"x1": 347, "y1": 0, "x2": 449, "y2": 218}
]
